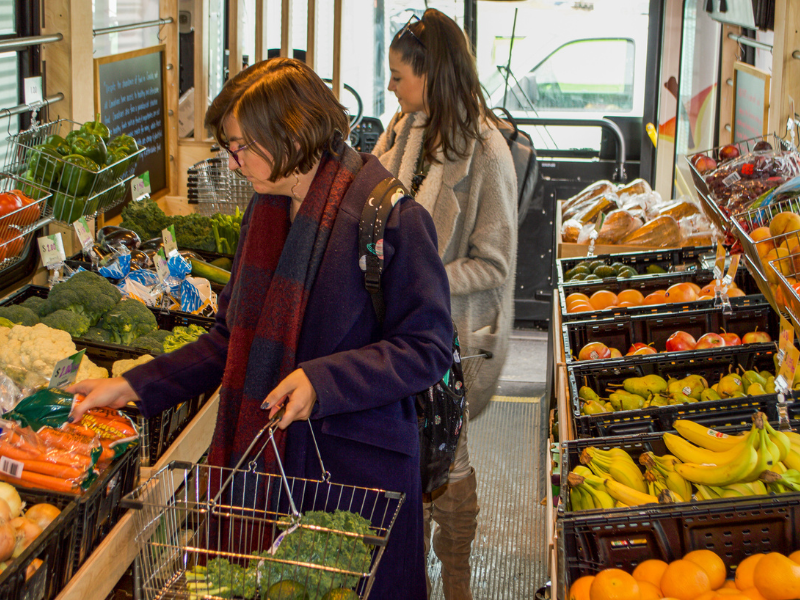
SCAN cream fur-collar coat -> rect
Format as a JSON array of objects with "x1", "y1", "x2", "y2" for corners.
[{"x1": 373, "y1": 111, "x2": 518, "y2": 413}]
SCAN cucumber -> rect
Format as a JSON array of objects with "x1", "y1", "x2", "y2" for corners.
[
  {"x1": 210, "y1": 256, "x2": 233, "y2": 270},
  {"x1": 189, "y1": 258, "x2": 231, "y2": 285}
]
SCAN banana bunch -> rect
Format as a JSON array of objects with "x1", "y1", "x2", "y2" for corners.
[
  {"x1": 639, "y1": 451, "x2": 692, "y2": 502},
  {"x1": 666, "y1": 414, "x2": 795, "y2": 491}
]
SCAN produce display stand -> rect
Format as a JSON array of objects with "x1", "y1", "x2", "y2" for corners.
[{"x1": 54, "y1": 391, "x2": 220, "y2": 600}]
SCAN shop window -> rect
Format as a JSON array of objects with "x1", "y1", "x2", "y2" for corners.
[{"x1": 92, "y1": 0, "x2": 161, "y2": 58}]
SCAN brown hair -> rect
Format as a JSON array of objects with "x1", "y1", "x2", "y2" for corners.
[
  {"x1": 205, "y1": 57, "x2": 350, "y2": 181},
  {"x1": 390, "y1": 9, "x2": 499, "y2": 165}
]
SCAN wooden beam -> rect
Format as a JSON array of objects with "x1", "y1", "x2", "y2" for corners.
[
  {"x1": 255, "y1": 0, "x2": 266, "y2": 63},
  {"x1": 161, "y1": 0, "x2": 179, "y2": 196},
  {"x1": 41, "y1": 0, "x2": 94, "y2": 122},
  {"x1": 718, "y1": 24, "x2": 740, "y2": 145},
  {"x1": 770, "y1": 0, "x2": 800, "y2": 137},
  {"x1": 306, "y1": 0, "x2": 316, "y2": 69},
  {"x1": 228, "y1": 0, "x2": 245, "y2": 79},
  {"x1": 193, "y1": 0, "x2": 209, "y2": 140},
  {"x1": 281, "y1": 0, "x2": 293, "y2": 58},
  {"x1": 331, "y1": 0, "x2": 342, "y2": 100}
]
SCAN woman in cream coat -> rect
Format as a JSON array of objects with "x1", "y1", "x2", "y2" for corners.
[{"x1": 373, "y1": 8, "x2": 518, "y2": 599}]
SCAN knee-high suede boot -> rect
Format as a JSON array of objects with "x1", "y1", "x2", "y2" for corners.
[{"x1": 431, "y1": 468, "x2": 479, "y2": 600}]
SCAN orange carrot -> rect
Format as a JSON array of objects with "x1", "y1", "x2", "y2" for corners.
[
  {"x1": 0, "y1": 471, "x2": 77, "y2": 494},
  {"x1": 15, "y1": 459, "x2": 84, "y2": 480},
  {"x1": 39, "y1": 450, "x2": 93, "y2": 469},
  {"x1": 82, "y1": 413, "x2": 137, "y2": 437},
  {"x1": 0, "y1": 442, "x2": 39, "y2": 461},
  {"x1": 64, "y1": 423, "x2": 97, "y2": 438},
  {"x1": 38, "y1": 427, "x2": 99, "y2": 457}
]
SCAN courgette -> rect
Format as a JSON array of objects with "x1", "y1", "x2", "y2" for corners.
[
  {"x1": 210, "y1": 256, "x2": 233, "y2": 270},
  {"x1": 190, "y1": 258, "x2": 231, "y2": 285}
]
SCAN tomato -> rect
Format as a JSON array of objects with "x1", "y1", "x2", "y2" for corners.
[
  {"x1": 8, "y1": 190, "x2": 40, "y2": 227},
  {"x1": 0, "y1": 227, "x2": 24, "y2": 262},
  {"x1": 0, "y1": 192, "x2": 22, "y2": 218}
]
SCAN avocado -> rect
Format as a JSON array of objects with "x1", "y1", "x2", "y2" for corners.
[
  {"x1": 617, "y1": 266, "x2": 638, "y2": 278},
  {"x1": 592, "y1": 265, "x2": 617, "y2": 278},
  {"x1": 264, "y1": 580, "x2": 310, "y2": 600},
  {"x1": 646, "y1": 264, "x2": 667, "y2": 274}
]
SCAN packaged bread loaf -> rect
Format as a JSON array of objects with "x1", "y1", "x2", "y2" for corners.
[
  {"x1": 595, "y1": 209, "x2": 642, "y2": 244},
  {"x1": 658, "y1": 200, "x2": 700, "y2": 220},
  {"x1": 561, "y1": 180, "x2": 615, "y2": 214},
  {"x1": 620, "y1": 214, "x2": 682, "y2": 246},
  {"x1": 617, "y1": 178, "x2": 652, "y2": 197},
  {"x1": 573, "y1": 194, "x2": 618, "y2": 225},
  {"x1": 561, "y1": 218, "x2": 582, "y2": 243}
]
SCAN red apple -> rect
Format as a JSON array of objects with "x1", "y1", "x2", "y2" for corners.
[
  {"x1": 578, "y1": 342, "x2": 612, "y2": 361},
  {"x1": 694, "y1": 155, "x2": 718, "y2": 174},
  {"x1": 695, "y1": 333, "x2": 726, "y2": 349},
  {"x1": 666, "y1": 331, "x2": 697, "y2": 352},
  {"x1": 718, "y1": 144, "x2": 741, "y2": 163},
  {"x1": 742, "y1": 330, "x2": 772, "y2": 344},
  {"x1": 719, "y1": 331, "x2": 742, "y2": 346},
  {"x1": 631, "y1": 346, "x2": 657, "y2": 356},
  {"x1": 753, "y1": 140, "x2": 773, "y2": 152},
  {"x1": 609, "y1": 348, "x2": 623, "y2": 358},
  {"x1": 627, "y1": 342, "x2": 649, "y2": 354}
]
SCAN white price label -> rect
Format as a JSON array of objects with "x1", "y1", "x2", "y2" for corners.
[
  {"x1": 0, "y1": 456, "x2": 23, "y2": 479},
  {"x1": 130, "y1": 171, "x2": 152, "y2": 201},
  {"x1": 73, "y1": 217, "x2": 93, "y2": 250},
  {"x1": 23, "y1": 76, "x2": 43, "y2": 105},
  {"x1": 49, "y1": 349, "x2": 85, "y2": 389},
  {"x1": 155, "y1": 249, "x2": 169, "y2": 282},
  {"x1": 723, "y1": 171, "x2": 742, "y2": 187},
  {"x1": 162, "y1": 225, "x2": 178, "y2": 256},
  {"x1": 37, "y1": 233, "x2": 66, "y2": 268}
]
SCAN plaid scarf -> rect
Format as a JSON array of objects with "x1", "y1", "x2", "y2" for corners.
[{"x1": 208, "y1": 136, "x2": 361, "y2": 473}]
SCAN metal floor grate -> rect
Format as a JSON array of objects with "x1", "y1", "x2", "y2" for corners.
[{"x1": 427, "y1": 396, "x2": 549, "y2": 599}]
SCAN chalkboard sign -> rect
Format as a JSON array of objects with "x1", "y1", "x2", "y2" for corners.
[
  {"x1": 732, "y1": 61, "x2": 770, "y2": 144},
  {"x1": 94, "y1": 45, "x2": 169, "y2": 200}
]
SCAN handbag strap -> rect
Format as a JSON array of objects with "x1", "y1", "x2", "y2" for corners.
[{"x1": 359, "y1": 176, "x2": 409, "y2": 323}]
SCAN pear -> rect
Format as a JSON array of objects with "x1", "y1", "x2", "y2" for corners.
[
  {"x1": 746, "y1": 382, "x2": 766, "y2": 396},
  {"x1": 717, "y1": 373, "x2": 744, "y2": 398},
  {"x1": 759, "y1": 370, "x2": 773, "y2": 381},
  {"x1": 620, "y1": 394, "x2": 645, "y2": 411},
  {"x1": 669, "y1": 392, "x2": 694, "y2": 405},
  {"x1": 766, "y1": 376, "x2": 776, "y2": 394},
  {"x1": 604, "y1": 401, "x2": 615, "y2": 412},
  {"x1": 731, "y1": 390, "x2": 748, "y2": 398},
  {"x1": 640, "y1": 374, "x2": 668, "y2": 395},
  {"x1": 579, "y1": 386, "x2": 600, "y2": 403},
  {"x1": 622, "y1": 376, "x2": 662, "y2": 399},
  {"x1": 793, "y1": 369, "x2": 800, "y2": 387},
  {"x1": 711, "y1": 383, "x2": 720, "y2": 393},
  {"x1": 608, "y1": 394, "x2": 623, "y2": 411},
  {"x1": 700, "y1": 388, "x2": 722, "y2": 402},
  {"x1": 742, "y1": 370, "x2": 767, "y2": 389},
  {"x1": 676, "y1": 375, "x2": 706, "y2": 400},
  {"x1": 582, "y1": 400, "x2": 608, "y2": 415},
  {"x1": 649, "y1": 394, "x2": 669, "y2": 407},
  {"x1": 667, "y1": 378, "x2": 683, "y2": 396}
]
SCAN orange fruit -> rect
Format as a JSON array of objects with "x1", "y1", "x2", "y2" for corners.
[
  {"x1": 617, "y1": 301, "x2": 636, "y2": 307},
  {"x1": 686, "y1": 282, "x2": 703, "y2": 295},
  {"x1": 664, "y1": 282, "x2": 699, "y2": 303},
  {"x1": 632, "y1": 559, "x2": 669, "y2": 588},
  {"x1": 721, "y1": 581, "x2": 739, "y2": 589},
  {"x1": 589, "y1": 568, "x2": 640, "y2": 600},
  {"x1": 568, "y1": 302, "x2": 595, "y2": 313},
  {"x1": 740, "y1": 588, "x2": 768, "y2": 600},
  {"x1": 698, "y1": 294, "x2": 715, "y2": 300},
  {"x1": 589, "y1": 290, "x2": 619, "y2": 310},
  {"x1": 637, "y1": 580, "x2": 661, "y2": 600},
  {"x1": 569, "y1": 575, "x2": 595, "y2": 600},
  {"x1": 728, "y1": 288, "x2": 745, "y2": 297},
  {"x1": 789, "y1": 550, "x2": 800, "y2": 564},
  {"x1": 566, "y1": 292, "x2": 591, "y2": 305},
  {"x1": 617, "y1": 289, "x2": 645, "y2": 306},
  {"x1": 751, "y1": 552, "x2": 800, "y2": 600},
  {"x1": 685, "y1": 549, "x2": 728, "y2": 590},
  {"x1": 735, "y1": 554, "x2": 766, "y2": 590},
  {"x1": 643, "y1": 290, "x2": 667, "y2": 305},
  {"x1": 660, "y1": 559, "x2": 711, "y2": 600}
]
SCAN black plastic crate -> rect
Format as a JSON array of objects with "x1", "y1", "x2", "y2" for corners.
[
  {"x1": 556, "y1": 246, "x2": 717, "y2": 285},
  {"x1": 558, "y1": 495, "x2": 800, "y2": 598},
  {"x1": 0, "y1": 492, "x2": 77, "y2": 600},
  {"x1": 567, "y1": 343, "x2": 797, "y2": 436},
  {"x1": 562, "y1": 299, "x2": 778, "y2": 362},
  {"x1": 558, "y1": 266, "x2": 761, "y2": 323}
]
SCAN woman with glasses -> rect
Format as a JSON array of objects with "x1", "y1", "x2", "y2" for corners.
[
  {"x1": 374, "y1": 8, "x2": 518, "y2": 599},
  {"x1": 69, "y1": 57, "x2": 452, "y2": 599}
]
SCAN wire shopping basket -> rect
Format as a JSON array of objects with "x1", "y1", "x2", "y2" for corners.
[
  {"x1": 122, "y1": 409, "x2": 404, "y2": 600},
  {"x1": 187, "y1": 154, "x2": 254, "y2": 217}
]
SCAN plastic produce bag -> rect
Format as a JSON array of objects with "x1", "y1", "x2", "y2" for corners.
[
  {"x1": 0, "y1": 369, "x2": 23, "y2": 415},
  {"x1": 705, "y1": 149, "x2": 800, "y2": 211},
  {"x1": 595, "y1": 209, "x2": 643, "y2": 244},
  {"x1": 561, "y1": 218, "x2": 583, "y2": 243}
]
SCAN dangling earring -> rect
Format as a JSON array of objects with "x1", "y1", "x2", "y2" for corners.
[{"x1": 290, "y1": 170, "x2": 301, "y2": 200}]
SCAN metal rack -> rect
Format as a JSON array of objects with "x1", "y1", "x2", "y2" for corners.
[
  {"x1": 0, "y1": 174, "x2": 53, "y2": 271},
  {"x1": 187, "y1": 155, "x2": 254, "y2": 217}
]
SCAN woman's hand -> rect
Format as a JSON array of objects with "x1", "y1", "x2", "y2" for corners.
[
  {"x1": 262, "y1": 368, "x2": 317, "y2": 430},
  {"x1": 66, "y1": 378, "x2": 141, "y2": 423}
]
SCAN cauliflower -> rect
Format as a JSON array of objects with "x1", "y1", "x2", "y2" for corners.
[
  {"x1": 112, "y1": 354, "x2": 154, "y2": 378},
  {"x1": 0, "y1": 323, "x2": 108, "y2": 389}
]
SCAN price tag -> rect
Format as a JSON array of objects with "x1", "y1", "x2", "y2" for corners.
[
  {"x1": 162, "y1": 225, "x2": 178, "y2": 256},
  {"x1": 713, "y1": 242, "x2": 726, "y2": 281},
  {"x1": 0, "y1": 456, "x2": 23, "y2": 479},
  {"x1": 594, "y1": 212, "x2": 606, "y2": 232},
  {"x1": 37, "y1": 233, "x2": 66, "y2": 268},
  {"x1": 723, "y1": 253, "x2": 740, "y2": 286},
  {"x1": 723, "y1": 171, "x2": 742, "y2": 187},
  {"x1": 73, "y1": 217, "x2": 93, "y2": 251},
  {"x1": 49, "y1": 349, "x2": 85, "y2": 389},
  {"x1": 130, "y1": 171, "x2": 152, "y2": 201},
  {"x1": 23, "y1": 76, "x2": 43, "y2": 105},
  {"x1": 778, "y1": 344, "x2": 800, "y2": 391},
  {"x1": 778, "y1": 314, "x2": 795, "y2": 366},
  {"x1": 155, "y1": 248, "x2": 169, "y2": 282}
]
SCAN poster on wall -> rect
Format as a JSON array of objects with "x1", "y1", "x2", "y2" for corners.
[
  {"x1": 94, "y1": 45, "x2": 169, "y2": 207},
  {"x1": 731, "y1": 61, "x2": 770, "y2": 144}
]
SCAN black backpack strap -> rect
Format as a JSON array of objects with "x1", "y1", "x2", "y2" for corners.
[{"x1": 359, "y1": 177, "x2": 409, "y2": 323}]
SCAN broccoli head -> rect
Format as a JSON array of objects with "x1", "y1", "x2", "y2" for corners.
[
  {"x1": 131, "y1": 329, "x2": 171, "y2": 355},
  {"x1": 100, "y1": 298, "x2": 158, "y2": 345},
  {"x1": 19, "y1": 296, "x2": 48, "y2": 316},
  {"x1": 120, "y1": 198, "x2": 171, "y2": 241},
  {"x1": 0, "y1": 317, "x2": 13, "y2": 328},
  {"x1": 41, "y1": 309, "x2": 91, "y2": 338},
  {"x1": 0, "y1": 305, "x2": 39, "y2": 327},
  {"x1": 43, "y1": 270, "x2": 122, "y2": 326},
  {"x1": 80, "y1": 326, "x2": 114, "y2": 344}
]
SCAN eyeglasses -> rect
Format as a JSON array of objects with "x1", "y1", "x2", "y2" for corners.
[
  {"x1": 225, "y1": 141, "x2": 253, "y2": 167},
  {"x1": 398, "y1": 14, "x2": 425, "y2": 49}
]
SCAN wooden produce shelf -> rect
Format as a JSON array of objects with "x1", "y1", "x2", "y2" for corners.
[{"x1": 55, "y1": 392, "x2": 220, "y2": 600}]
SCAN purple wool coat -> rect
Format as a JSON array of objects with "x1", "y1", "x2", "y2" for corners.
[{"x1": 124, "y1": 153, "x2": 453, "y2": 599}]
